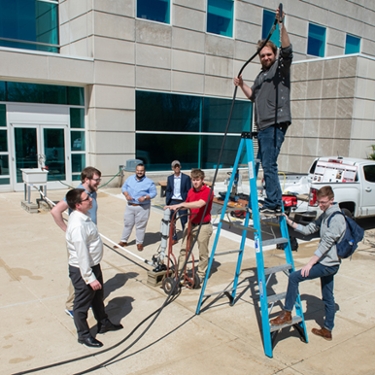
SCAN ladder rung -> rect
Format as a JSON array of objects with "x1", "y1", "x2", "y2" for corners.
[
  {"x1": 267, "y1": 292, "x2": 286, "y2": 304},
  {"x1": 262, "y1": 237, "x2": 288, "y2": 247},
  {"x1": 215, "y1": 250, "x2": 241, "y2": 256},
  {"x1": 264, "y1": 263, "x2": 292, "y2": 276},
  {"x1": 270, "y1": 315, "x2": 303, "y2": 332},
  {"x1": 220, "y1": 220, "x2": 256, "y2": 233}
]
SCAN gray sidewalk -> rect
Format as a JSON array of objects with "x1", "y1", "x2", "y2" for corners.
[{"x1": 1, "y1": 188, "x2": 374, "y2": 375}]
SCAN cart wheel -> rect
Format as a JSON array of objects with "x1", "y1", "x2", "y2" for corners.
[
  {"x1": 192, "y1": 273, "x2": 201, "y2": 289},
  {"x1": 162, "y1": 277, "x2": 180, "y2": 295}
]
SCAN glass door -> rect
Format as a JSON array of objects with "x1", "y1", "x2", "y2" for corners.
[{"x1": 12, "y1": 124, "x2": 69, "y2": 190}]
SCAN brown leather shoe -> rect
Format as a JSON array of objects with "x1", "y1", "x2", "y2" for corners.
[
  {"x1": 311, "y1": 327, "x2": 332, "y2": 341},
  {"x1": 270, "y1": 310, "x2": 292, "y2": 326},
  {"x1": 137, "y1": 244, "x2": 144, "y2": 251},
  {"x1": 114, "y1": 241, "x2": 127, "y2": 249}
]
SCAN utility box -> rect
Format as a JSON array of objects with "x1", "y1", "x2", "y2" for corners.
[{"x1": 123, "y1": 159, "x2": 142, "y2": 172}]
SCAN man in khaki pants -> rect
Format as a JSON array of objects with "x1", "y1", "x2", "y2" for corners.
[
  {"x1": 51, "y1": 167, "x2": 101, "y2": 318},
  {"x1": 165, "y1": 169, "x2": 213, "y2": 284}
]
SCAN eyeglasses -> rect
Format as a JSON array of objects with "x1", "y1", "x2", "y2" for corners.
[
  {"x1": 91, "y1": 178, "x2": 101, "y2": 182},
  {"x1": 80, "y1": 195, "x2": 91, "y2": 202},
  {"x1": 173, "y1": 165, "x2": 181, "y2": 168}
]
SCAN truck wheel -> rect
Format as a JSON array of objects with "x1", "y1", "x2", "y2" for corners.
[{"x1": 341, "y1": 208, "x2": 353, "y2": 218}]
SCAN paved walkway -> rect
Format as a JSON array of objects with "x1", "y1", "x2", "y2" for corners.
[{"x1": 1, "y1": 187, "x2": 374, "y2": 375}]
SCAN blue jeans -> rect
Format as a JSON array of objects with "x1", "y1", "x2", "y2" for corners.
[
  {"x1": 284, "y1": 263, "x2": 340, "y2": 331},
  {"x1": 257, "y1": 125, "x2": 286, "y2": 209}
]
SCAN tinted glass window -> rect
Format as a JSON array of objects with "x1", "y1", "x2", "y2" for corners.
[
  {"x1": 137, "y1": 0, "x2": 170, "y2": 23},
  {"x1": 363, "y1": 165, "x2": 375, "y2": 183},
  {"x1": 307, "y1": 23, "x2": 326, "y2": 57},
  {"x1": 345, "y1": 34, "x2": 360, "y2": 54},
  {"x1": 0, "y1": 0, "x2": 59, "y2": 53},
  {"x1": 207, "y1": 0, "x2": 234, "y2": 38},
  {"x1": 262, "y1": 10, "x2": 280, "y2": 46}
]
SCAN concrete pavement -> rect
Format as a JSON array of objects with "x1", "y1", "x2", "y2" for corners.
[{"x1": 1, "y1": 187, "x2": 375, "y2": 375}]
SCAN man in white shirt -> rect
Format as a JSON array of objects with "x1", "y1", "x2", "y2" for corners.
[{"x1": 66, "y1": 188, "x2": 123, "y2": 348}]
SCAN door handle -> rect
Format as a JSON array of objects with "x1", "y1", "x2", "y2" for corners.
[{"x1": 365, "y1": 187, "x2": 372, "y2": 192}]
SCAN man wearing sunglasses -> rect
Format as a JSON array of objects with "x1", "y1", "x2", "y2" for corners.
[
  {"x1": 66, "y1": 188, "x2": 122, "y2": 348},
  {"x1": 270, "y1": 186, "x2": 346, "y2": 341},
  {"x1": 51, "y1": 166, "x2": 102, "y2": 318}
]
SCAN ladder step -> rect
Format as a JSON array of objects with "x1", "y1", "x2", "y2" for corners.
[
  {"x1": 267, "y1": 292, "x2": 286, "y2": 304},
  {"x1": 270, "y1": 315, "x2": 303, "y2": 332},
  {"x1": 262, "y1": 237, "x2": 288, "y2": 247},
  {"x1": 220, "y1": 220, "x2": 256, "y2": 233},
  {"x1": 264, "y1": 263, "x2": 292, "y2": 276},
  {"x1": 216, "y1": 249, "x2": 241, "y2": 256}
]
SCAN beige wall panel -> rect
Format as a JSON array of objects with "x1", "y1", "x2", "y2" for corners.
[
  {"x1": 332, "y1": 139, "x2": 350, "y2": 156},
  {"x1": 172, "y1": 28, "x2": 205, "y2": 53},
  {"x1": 136, "y1": 44, "x2": 171, "y2": 69},
  {"x1": 320, "y1": 99, "x2": 338, "y2": 119},
  {"x1": 356, "y1": 57, "x2": 369, "y2": 78},
  {"x1": 339, "y1": 56, "x2": 357, "y2": 78},
  {"x1": 174, "y1": 0, "x2": 205, "y2": 11},
  {"x1": 306, "y1": 80, "x2": 322, "y2": 99},
  {"x1": 336, "y1": 98, "x2": 354, "y2": 118},
  {"x1": 334, "y1": 119, "x2": 352, "y2": 139},
  {"x1": 327, "y1": 28, "x2": 345, "y2": 49},
  {"x1": 234, "y1": 40, "x2": 257, "y2": 62},
  {"x1": 236, "y1": 2, "x2": 259, "y2": 24},
  {"x1": 235, "y1": 21, "x2": 259, "y2": 44},
  {"x1": 61, "y1": 37, "x2": 93, "y2": 58},
  {"x1": 205, "y1": 34, "x2": 234, "y2": 58},
  {"x1": 136, "y1": 21, "x2": 172, "y2": 47},
  {"x1": 94, "y1": 12, "x2": 135, "y2": 41},
  {"x1": 352, "y1": 99, "x2": 375, "y2": 120},
  {"x1": 205, "y1": 55, "x2": 233, "y2": 78},
  {"x1": 319, "y1": 119, "x2": 335, "y2": 138},
  {"x1": 364, "y1": 80, "x2": 375, "y2": 100},
  {"x1": 307, "y1": 61, "x2": 324, "y2": 80},
  {"x1": 337, "y1": 77, "x2": 355, "y2": 98},
  {"x1": 204, "y1": 76, "x2": 232, "y2": 97},
  {"x1": 88, "y1": 108, "x2": 135, "y2": 132},
  {"x1": 302, "y1": 137, "x2": 318, "y2": 156},
  {"x1": 94, "y1": 37, "x2": 135, "y2": 63},
  {"x1": 59, "y1": 0, "x2": 69, "y2": 24},
  {"x1": 362, "y1": 40, "x2": 375, "y2": 62},
  {"x1": 94, "y1": 0, "x2": 133, "y2": 17},
  {"x1": 305, "y1": 100, "x2": 322, "y2": 119},
  {"x1": 292, "y1": 81, "x2": 307, "y2": 100},
  {"x1": 292, "y1": 62, "x2": 308, "y2": 81},
  {"x1": 302, "y1": 119, "x2": 319, "y2": 138},
  {"x1": 90, "y1": 154, "x2": 136, "y2": 178},
  {"x1": 350, "y1": 120, "x2": 369, "y2": 139},
  {"x1": 48, "y1": 57, "x2": 94, "y2": 85},
  {"x1": 94, "y1": 61, "x2": 134, "y2": 86},
  {"x1": 68, "y1": 14, "x2": 93, "y2": 42},
  {"x1": 287, "y1": 119, "x2": 304, "y2": 137},
  {"x1": 327, "y1": 46, "x2": 343, "y2": 57},
  {"x1": 136, "y1": 66, "x2": 171, "y2": 91},
  {"x1": 174, "y1": 6, "x2": 205, "y2": 32},
  {"x1": 89, "y1": 131, "x2": 134, "y2": 154},
  {"x1": 172, "y1": 50, "x2": 205, "y2": 74},
  {"x1": 317, "y1": 137, "x2": 335, "y2": 156},
  {"x1": 88, "y1": 85, "x2": 135, "y2": 110},
  {"x1": 323, "y1": 58, "x2": 340, "y2": 80},
  {"x1": 172, "y1": 71, "x2": 204, "y2": 94},
  {"x1": 67, "y1": 0, "x2": 91, "y2": 20}
]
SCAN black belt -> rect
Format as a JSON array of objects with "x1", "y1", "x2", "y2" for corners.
[{"x1": 191, "y1": 222, "x2": 210, "y2": 226}]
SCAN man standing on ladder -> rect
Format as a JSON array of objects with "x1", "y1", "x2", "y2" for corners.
[{"x1": 234, "y1": 7, "x2": 292, "y2": 216}]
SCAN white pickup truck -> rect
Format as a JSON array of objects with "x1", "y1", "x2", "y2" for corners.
[{"x1": 293, "y1": 156, "x2": 375, "y2": 224}]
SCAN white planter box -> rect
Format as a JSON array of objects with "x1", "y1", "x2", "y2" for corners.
[{"x1": 20, "y1": 168, "x2": 49, "y2": 184}]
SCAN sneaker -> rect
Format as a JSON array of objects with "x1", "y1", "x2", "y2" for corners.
[
  {"x1": 259, "y1": 206, "x2": 282, "y2": 216},
  {"x1": 65, "y1": 309, "x2": 74, "y2": 319}
]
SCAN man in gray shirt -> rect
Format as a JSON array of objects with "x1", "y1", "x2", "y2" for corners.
[{"x1": 270, "y1": 186, "x2": 346, "y2": 341}]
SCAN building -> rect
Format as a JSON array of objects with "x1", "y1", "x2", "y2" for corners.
[{"x1": 1, "y1": 0, "x2": 374, "y2": 192}]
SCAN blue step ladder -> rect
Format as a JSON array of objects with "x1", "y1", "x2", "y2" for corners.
[{"x1": 195, "y1": 131, "x2": 308, "y2": 358}]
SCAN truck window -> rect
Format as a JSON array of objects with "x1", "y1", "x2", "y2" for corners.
[
  {"x1": 309, "y1": 160, "x2": 318, "y2": 174},
  {"x1": 363, "y1": 165, "x2": 375, "y2": 183}
]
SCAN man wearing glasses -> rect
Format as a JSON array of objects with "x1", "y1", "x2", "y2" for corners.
[
  {"x1": 66, "y1": 188, "x2": 123, "y2": 348},
  {"x1": 270, "y1": 186, "x2": 346, "y2": 341},
  {"x1": 51, "y1": 166, "x2": 102, "y2": 318},
  {"x1": 118, "y1": 163, "x2": 157, "y2": 251},
  {"x1": 165, "y1": 160, "x2": 191, "y2": 244}
]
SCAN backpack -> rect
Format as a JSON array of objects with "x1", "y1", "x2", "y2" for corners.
[{"x1": 327, "y1": 211, "x2": 364, "y2": 259}]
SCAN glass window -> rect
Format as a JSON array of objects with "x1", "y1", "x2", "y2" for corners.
[
  {"x1": 70, "y1": 108, "x2": 85, "y2": 129},
  {"x1": 72, "y1": 154, "x2": 86, "y2": 174},
  {"x1": 0, "y1": 104, "x2": 6, "y2": 127},
  {"x1": 0, "y1": 0, "x2": 59, "y2": 53},
  {"x1": 262, "y1": 10, "x2": 280, "y2": 46},
  {"x1": 0, "y1": 129, "x2": 7, "y2": 151},
  {"x1": 71, "y1": 131, "x2": 85, "y2": 151},
  {"x1": 307, "y1": 23, "x2": 326, "y2": 57},
  {"x1": 345, "y1": 34, "x2": 361, "y2": 54},
  {"x1": 207, "y1": 0, "x2": 234, "y2": 37},
  {"x1": 0, "y1": 81, "x2": 84, "y2": 106},
  {"x1": 363, "y1": 165, "x2": 375, "y2": 183},
  {"x1": 137, "y1": 0, "x2": 170, "y2": 24},
  {"x1": 136, "y1": 91, "x2": 252, "y2": 171}
]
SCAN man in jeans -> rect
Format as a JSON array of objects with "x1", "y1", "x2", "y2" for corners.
[
  {"x1": 234, "y1": 8, "x2": 292, "y2": 215},
  {"x1": 270, "y1": 186, "x2": 346, "y2": 340}
]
